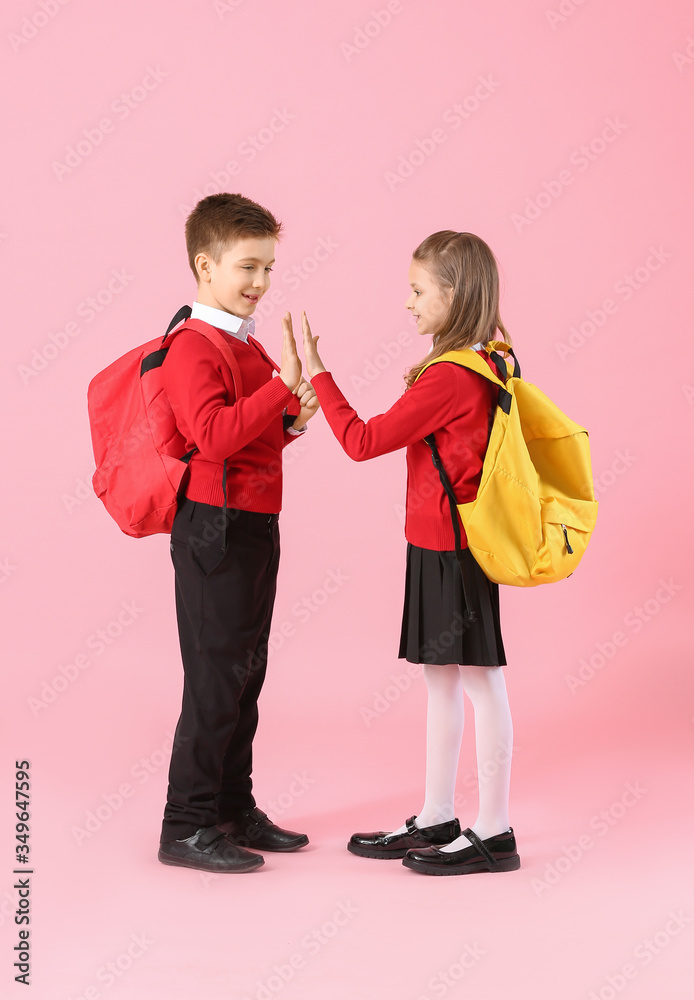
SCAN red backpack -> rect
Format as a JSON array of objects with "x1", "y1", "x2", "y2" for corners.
[{"x1": 87, "y1": 306, "x2": 244, "y2": 537}]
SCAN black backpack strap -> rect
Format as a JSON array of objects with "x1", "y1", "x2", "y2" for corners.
[
  {"x1": 488, "y1": 347, "x2": 521, "y2": 381},
  {"x1": 145, "y1": 306, "x2": 201, "y2": 508},
  {"x1": 424, "y1": 434, "x2": 499, "y2": 658},
  {"x1": 164, "y1": 304, "x2": 192, "y2": 339},
  {"x1": 424, "y1": 433, "x2": 476, "y2": 631}
]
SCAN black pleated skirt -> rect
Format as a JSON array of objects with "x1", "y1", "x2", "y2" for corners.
[{"x1": 398, "y1": 543, "x2": 506, "y2": 666}]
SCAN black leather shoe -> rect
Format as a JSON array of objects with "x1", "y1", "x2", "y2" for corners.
[
  {"x1": 347, "y1": 815, "x2": 461, "y2": 859},
  {"x1": 158, "y1": 825, "x2": 264, "y2": 873},
  {"x1": 221, "y1": 807, "x2": 309, "y2": 852},
  {"x1": 402, "y1": 826, "x2": 521, "y2": 875}
]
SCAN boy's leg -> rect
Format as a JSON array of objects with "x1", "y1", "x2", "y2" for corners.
[
  {"x1": 160, "y1": 500, "x2": 279, "y2": 844},
  {"x1": 216, "y1": 518, "x2": 280, "y2": 821}
]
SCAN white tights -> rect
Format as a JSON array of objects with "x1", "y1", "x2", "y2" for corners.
[{"x1": 390, "y1": 662, "x2": 513, "y2": 851}]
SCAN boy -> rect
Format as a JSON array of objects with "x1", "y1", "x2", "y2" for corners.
[{"x1": 157, "y1": 193, "x2": 319, "y2": 873}]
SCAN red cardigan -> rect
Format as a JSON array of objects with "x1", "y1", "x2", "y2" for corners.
[
  {"x1": 311, "y1": 355, "x2": 497, "y2": 550},
  {"x1": 163, "y1": 327, "x2": 300, "y2": 512}
]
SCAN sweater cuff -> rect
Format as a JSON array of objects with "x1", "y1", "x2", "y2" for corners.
[
  {"x1": 310, "y1": 371, "x2": 344, "y2": 405},
  {"x1": 264, "y1": 373, "x2": 296, "y2": 409}
]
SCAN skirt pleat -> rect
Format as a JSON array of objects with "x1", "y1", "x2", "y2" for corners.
[{"x1": 398, "y1": 543, "x2": 506, "y2": 666}]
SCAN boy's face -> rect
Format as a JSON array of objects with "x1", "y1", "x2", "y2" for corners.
[
  {"x1": 195, "y1": 236, "x2": 277, "y2": 318},
  {"x1": 405, "y1": 259, "x2": 454, "y2": 337}
]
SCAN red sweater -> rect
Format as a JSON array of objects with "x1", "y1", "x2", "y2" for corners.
[
  {"x1": 163, "y1": 326, "x2": 300, "y2": 512},
  {"x1": 311, "y1": 355, "x2": 498, "y2": 550}
]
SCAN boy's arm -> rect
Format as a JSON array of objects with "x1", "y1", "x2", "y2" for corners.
[
  {"x1": 282, "y1": 408, "x2": 306, "y2": 447},
  {"x1": 165, "y1": 330, "x2": 295, "y2": 462}
]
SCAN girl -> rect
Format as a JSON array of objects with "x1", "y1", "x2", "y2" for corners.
[{"x1": 295, "y1": 231, "x2": 520, "y2": 875}]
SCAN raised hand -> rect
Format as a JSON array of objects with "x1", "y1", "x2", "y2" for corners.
[
  {"x1": 301, "y1": 311, "x2": 327, "y2": 378},
  {"x1": 279, "y1": 312, "x2": 303, "y2": 392}
]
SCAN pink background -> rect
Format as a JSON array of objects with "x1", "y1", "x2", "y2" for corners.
[{"x1": 2, "y1": 1, "x2": 693, "y2": 997}]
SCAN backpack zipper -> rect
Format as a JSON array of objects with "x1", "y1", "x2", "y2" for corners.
[{"x1": 561, "y1": 524, "x2": 574, "y2": 555}]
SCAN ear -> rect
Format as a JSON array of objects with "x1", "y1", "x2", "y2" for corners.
[{"x1": 195, "y1": 252, "x2": 212, "y2": 284}]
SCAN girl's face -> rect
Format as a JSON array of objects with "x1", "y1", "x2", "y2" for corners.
[{"x1": 405, "y1": 259, "x2": 454, "y2": 337}]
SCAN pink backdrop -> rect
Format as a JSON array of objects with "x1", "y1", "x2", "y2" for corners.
[{"x1": 2, "y1": 1, "x2": 693, "y2": 997}]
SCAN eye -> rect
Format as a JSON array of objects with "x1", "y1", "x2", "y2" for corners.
[
  {"x1": 265, "y1": 266, "x2": 273, "y2": 272},
  {"x1": 242, "y1": 265, "x2": 253, "y2": 270},
  {"x1": 414, "y1": 290, "x2": 421, "y2": 296}
]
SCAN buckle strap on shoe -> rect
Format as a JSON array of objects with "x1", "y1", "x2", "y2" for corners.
[
  {"x1": 194, "y1": 826, "x2": 229, "y2": 852},
  {"x1": 461, "y1": 827, "x2": 503, "y2": 871},
  {"x1": 242, "y1": 807, "x2": 269, "y2": 825},
  {"x1": 404, "y1": 816, "x2": 418, "y2": 835}
]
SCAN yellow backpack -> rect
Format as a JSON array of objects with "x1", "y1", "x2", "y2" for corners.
[{"x1": 416, "y1": 341, "x2": 598, "y2": 588}]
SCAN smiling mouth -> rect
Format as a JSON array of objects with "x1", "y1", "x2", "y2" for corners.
[{"x1": 243, "y1": 294, "x2": 259, "y2": 302}]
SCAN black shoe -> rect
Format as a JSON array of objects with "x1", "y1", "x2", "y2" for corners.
[
  {"x1": 347, "y1": 815, "x2": 461, "y2": 859},
  {"x1": 158, "y1": 825, "x2": 264, "y2": 873},
  {"x1": 220, "y1": 807, "x2": 309, "y2": 852},
  {"x1": 402, "y1": 826, "x2": 521, "y2": 875}
]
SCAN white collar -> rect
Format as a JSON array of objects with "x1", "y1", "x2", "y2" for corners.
[{"x1": 191, "y1": 300, "x2": 255, "y2": 343}]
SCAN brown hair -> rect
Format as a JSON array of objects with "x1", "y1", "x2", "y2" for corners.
[
  {"x1": 185, "y1": 192, "x2": 283, "y2": 281},
  {"x1": 405, "y1": 231, "x2": 510, "y2": 387}
]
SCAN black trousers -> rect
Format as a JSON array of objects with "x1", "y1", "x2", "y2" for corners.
[{"x1": 160, "y1": 496, "x2": 280, "y2": 843}]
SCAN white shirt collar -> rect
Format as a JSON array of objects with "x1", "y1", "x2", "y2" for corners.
[{"x1": 191, "y1": 300, "x2": 255, "y2": 343}]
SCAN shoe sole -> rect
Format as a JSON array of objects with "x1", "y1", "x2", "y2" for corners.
[
  {"x1": 347, "y1": 843, "x2": 413, "y2": 859},
  {"x1": 401, "y1": 854, "x2": 521, "y2": 876},
  {"x1": 226, "y1": 836, "x2": 309, "y2": 853},
  {"x1": 157, "y1": 851, "x2": 265, "y2": 873},
  {"x1": 250, "y1": 839, "x2": 309, "y2": 853}
]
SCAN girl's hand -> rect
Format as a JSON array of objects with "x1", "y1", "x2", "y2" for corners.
[
  {"x1": 279, "y1": 312, "x2": 303, "y2": 391},
  {"x1": 301, "y1": 311, "x2": 327, "y2": 378},
  {"x1": 292, "y1": 378, "x2": 321, "y2": 430}
]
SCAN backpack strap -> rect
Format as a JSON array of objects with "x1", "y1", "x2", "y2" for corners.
[
  {"x1": 424, "y1": 433, "x2": 500, "y2": 656},
  {"x1": 417, "y1": 349, "x2": 515, "y2": 415},
  {"x1": 418, "y1": 346, "x2": 517, "y2": 654},
  {"x1": 485, "y1": 340, "x2": 521, "y2": 382},
  {"x1": 161, "y1": 306, "x2": 248, "y2": 553}
]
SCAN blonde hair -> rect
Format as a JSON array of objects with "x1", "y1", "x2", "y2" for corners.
[{"x1": 405, "y1": 231, "x2": 510, "y2": 387}]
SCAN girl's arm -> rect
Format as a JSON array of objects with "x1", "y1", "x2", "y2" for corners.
[{"x1": 301, "y1": 312, "x2": 468, "y2": 461}]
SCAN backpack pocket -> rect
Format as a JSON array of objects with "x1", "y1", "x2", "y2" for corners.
[{"x1": 534, "y1": 497, "x2": 598, "y2": 583}]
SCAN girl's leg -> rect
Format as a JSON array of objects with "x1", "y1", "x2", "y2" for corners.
[
  {"x1": 440, "y1": 663, "x2": 513, "y2": 851},
  {"x1": 389, "y1": 662, "x2": 465, "y2": 835}
]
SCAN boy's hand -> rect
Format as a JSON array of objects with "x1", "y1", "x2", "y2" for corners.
[
  {"x1": 301, "y1": 311, "x2": 327, "y2": 378},
  {"x1": 280, "y1": 312, "x2": 303, "y2": 392},
  {"x1": 292, "y1": 378, "x2": 320, "y2": 430}
]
